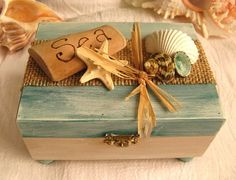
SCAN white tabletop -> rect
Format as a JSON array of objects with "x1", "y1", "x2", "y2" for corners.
[{"x1": 0, "y1": 1, "x2": 236, "y2": 179}]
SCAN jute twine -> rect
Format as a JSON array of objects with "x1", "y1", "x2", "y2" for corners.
[{"x1": 23, "y1": 40, "x2": 215, "y2": 87}]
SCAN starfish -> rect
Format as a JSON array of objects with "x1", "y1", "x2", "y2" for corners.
[{"x1": 77, "y1": 39, "x2": 127, "y2": 90}]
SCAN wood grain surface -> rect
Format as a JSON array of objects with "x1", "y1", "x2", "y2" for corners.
[
  {"x1": 37, "y1": 22, "x2": 197, "y2": 41},
  {"x1": 29, "y1": 25, "x2": 127, "y2": 81},
  {"x1": 23, "y1": 136, "x2": 214, "y2": 160},
  {"x1": 17, "y1": 85, "x2": 224, "y2": 138}
]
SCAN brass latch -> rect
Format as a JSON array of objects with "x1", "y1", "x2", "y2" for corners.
[{"x1": 104, "y1": 133, "x2": 140, "y2": 147}]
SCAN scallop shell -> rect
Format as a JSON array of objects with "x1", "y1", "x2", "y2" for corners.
[
  {"x1": 0, "y1": 0, "x2": 62, "y2": 52},
  {"x1": 145, "y1": 29, "x2": 199, "y2": 64}
]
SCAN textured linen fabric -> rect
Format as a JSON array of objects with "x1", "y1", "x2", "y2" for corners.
[{"x1": 0, "y1": 1, "x2": 236, "y2": 179}]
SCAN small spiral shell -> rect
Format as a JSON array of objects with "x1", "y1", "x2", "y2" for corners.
[
  {"x1": 144, "y1": 53, "x2": 175, "y2": 82},
  {"x1": 144, "y1": 58, "x2": 159, "y2": 76}
]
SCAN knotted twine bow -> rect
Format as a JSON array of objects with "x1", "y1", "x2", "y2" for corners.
[{"x1": 76, "y1": 23, "x2": 180, "y2": 137}]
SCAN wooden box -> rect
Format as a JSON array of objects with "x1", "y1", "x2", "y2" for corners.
[{"x1": 16, "y1": 22, "x2": 225, "y2": 162}]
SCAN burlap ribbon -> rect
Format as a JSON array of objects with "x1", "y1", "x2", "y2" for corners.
[{"x1": 24, "y1": 40, "x2": 215, "y2": 87}]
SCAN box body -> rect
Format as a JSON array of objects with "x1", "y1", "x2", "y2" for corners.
[
  {"x1": 18, "y1": 85, "x2": 222, "y2": 160},
  {"x1": 17, "y1": 22, "x2": 225, "y2": 160}
]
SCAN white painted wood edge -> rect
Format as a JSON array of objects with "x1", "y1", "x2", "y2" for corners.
[{"x1": 23, "y1": 136, "x2": 214, "y2": 160}]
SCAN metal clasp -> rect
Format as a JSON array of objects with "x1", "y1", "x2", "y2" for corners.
[{"x1": 104, "y1": 133, "x2": 140, "y2": 147}]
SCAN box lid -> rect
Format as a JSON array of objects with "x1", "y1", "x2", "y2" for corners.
[
  {"x1": 17, "y1": 84, "x2": 224, "y2": 138},
  {"x1": 17, "y1": 22, "x2": 225, "y2": 138}
]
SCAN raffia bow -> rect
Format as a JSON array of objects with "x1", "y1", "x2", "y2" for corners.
[
  {"x1": 125, "y1": 71, "x2": 180, "y2": 137},
  {"x1": 76, "y1": 23, "x2": 180, "y2": 137}
]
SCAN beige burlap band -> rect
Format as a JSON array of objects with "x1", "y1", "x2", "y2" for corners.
[{"x1": 23, "y1": 40, "x2": 215, "y2": 87}]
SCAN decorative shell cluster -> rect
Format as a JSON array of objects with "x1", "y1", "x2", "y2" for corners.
[
  {"x1": 0, "y1": 0, "x2": 62, "y2": 52},
  {"x1": 145, "y1": 29, "x2": 199, "y2": 64},
  {"x1": 144, "y1": 29, "x2": 198, "y2": 81}
]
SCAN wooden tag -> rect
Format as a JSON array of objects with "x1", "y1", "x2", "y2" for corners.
[{"x1": 29, "y1": 25, "x2": 127, "y2": 81}]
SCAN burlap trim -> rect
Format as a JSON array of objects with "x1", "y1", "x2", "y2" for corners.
[{"x1": 23, "y1": 40, "x2": 215, "y2": 87}]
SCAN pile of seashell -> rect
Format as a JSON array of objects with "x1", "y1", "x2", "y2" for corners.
[
  {"x1": 144, "y1": 29, "x2": 198, "y2": 81},
  {"x1": 0, "y1": 0, "x2": 62, "y2": 52}
]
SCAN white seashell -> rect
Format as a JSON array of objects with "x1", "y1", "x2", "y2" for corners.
[
  {"x1": 126, "y1": 0, "x2": 207, "y2": 36},
  {"x1": 125, "y1": 0, "x2": 236, "y2": 39},
  {"x1": 124, "y1": 0, "x2": 149, "y2": 7},
  {"x1": 145, "y1": 29, "x2": 199, "y2": 64},
  {"x1": 142, "y1": 0, "x2": 185, "y2": 19},
  {"x1": 141, "y1": 0, "x2": 208, "y2": 37},
  {"x1": 0, "y1": 0, "x2": 62, "y2": 52}
]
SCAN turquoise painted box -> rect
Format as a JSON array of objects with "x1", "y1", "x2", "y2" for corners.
[{"x1": 16, "y1": 22, "x2": 225, "y2": 162}]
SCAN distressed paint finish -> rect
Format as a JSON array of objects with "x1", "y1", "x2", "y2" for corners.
[
  {"x1": 36, "y1": 22, "x2": 197, "y2": 40},
  {"x1": 17, "y1": 84, "x2": 225, "y2": 138},
  {"x1": 17, "y1": 22, "x2": 224, "y2": 139}
]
